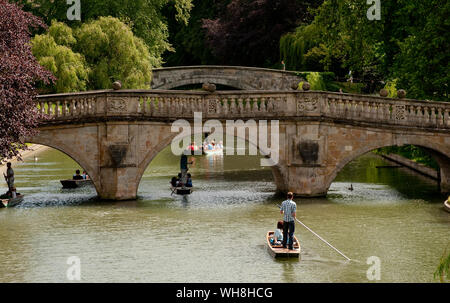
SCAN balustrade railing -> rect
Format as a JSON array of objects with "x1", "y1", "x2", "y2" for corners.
[{"x1": 36, "y1": 90, "x2": 450, "y2": 129}]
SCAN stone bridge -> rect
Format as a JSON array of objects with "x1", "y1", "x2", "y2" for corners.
[
  {"x1": 32, "y1": 89, "x2": 450, "y2": 200},
  {"x1": 150, "y1": 66, "x2": 303, "y2": 90}
]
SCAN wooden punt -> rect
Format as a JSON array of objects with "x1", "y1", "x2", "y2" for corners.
[
  {"x1": 0, "y1": 194, "x2": 24, "y2": 208},
  {"x1": 60, "y1": 179, "x2": 93, "y2": 189},
  {"x1": 266, "y1": 231, "x2": 300, "y2": 258},
  {"x1": 171, "y1": 187, "x2": 193, "y2": 195},
  {"x1": 444, "y1": 200, "x2": 450, "y2": 213}
]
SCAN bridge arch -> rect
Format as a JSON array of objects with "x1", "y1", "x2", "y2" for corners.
[
  {"x1": 151, "y1": 65, "x2": 303, "y2": 90},
  {"x1": 136, "y1": 127, "x2": 285, "y2": 193},
  {"x1": 25, "y1": 140, "x2": 102, "y2": 196},
  {"x1": 324, "y1": 137, "x2": 450, "y2": 193}
]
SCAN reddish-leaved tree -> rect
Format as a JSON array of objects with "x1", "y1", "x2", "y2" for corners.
[
  {"x1": 0, "y1": 0, "x2": 54, "y2": 160},
  {"x1": 202, "y1": 0, "x2": 322, "y2": 67}
]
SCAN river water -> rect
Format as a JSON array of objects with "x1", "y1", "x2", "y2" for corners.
[{"x1": 0, "y1": 147, "x2": 448, "y2": 282}]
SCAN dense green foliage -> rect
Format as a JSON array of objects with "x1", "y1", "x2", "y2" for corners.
[
  {"x1": 32, "y1": 18, "x2": 152, "y2": 92},
  {"x1": 163, "y1": 0, "x2": 220, "y2": 66},
  {"x1": 31, "y1": 21, "x2": 89, "y2": 93},
  {"x1": 280, "y1": 0, "x2": 450, "y2": 100},
  {"x1": 13, "y1": 0, "x2": 193, "y2": 67},
  {"x1": 435, "y1": 249, "x2": 450, "y2": 283}
]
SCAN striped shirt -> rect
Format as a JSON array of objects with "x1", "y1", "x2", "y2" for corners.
[{"x1": 281, "y1": 199, "x2": 297, "y2": 222}]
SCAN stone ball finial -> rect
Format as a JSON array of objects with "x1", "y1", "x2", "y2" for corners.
[
  {"x1": 379, "y1": 88, "x2": 389, "y2": 97},
  {"x1": 302, "y1": 82, "x2": 311, "y2": 91},
  {"x1": 202, "y1": 83, "x2": 216, "y2": 93},
  {"x1": 112, "y1": 81, "x2": 122, "y2": 90},
  {"x1": 397, "y1": 89, "x2": 406, "y2": 98},
  {"x1": 291, "y1": 81, "x2": 299, "y2": 90}
]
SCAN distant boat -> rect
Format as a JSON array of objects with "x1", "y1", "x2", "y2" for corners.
[
  {"x1": 0, "y1": 194, "x2": 24, "y2": 208},
  {"x1": 170, "y1": 186, "x2": 193, "y2": 195},
  {"x1": 60, "y1": 179, "x2": 93, "y2": 189},
  {"x1": 204, "y1": 148, "x2": 223, "y2": 156},
  {"x1": 444, "y1": 200, "x2": 450, "y2": 213},
  {"x1": 266, "y1": 231, "x2": 300, "y2": 258}
]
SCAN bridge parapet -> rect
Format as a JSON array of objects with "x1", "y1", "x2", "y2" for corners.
[{"x1": 36, "y1": 90, "x2": 450, "y2": 130}]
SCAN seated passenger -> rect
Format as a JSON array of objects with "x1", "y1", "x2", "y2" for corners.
[
  {"x1": 185, "y1": 173, "x2": 193, "y2": 187},
  {"x1": 270, "y1": 221, "x2": 284, "y2": 245},
  {"x1": 170, "y1": 176, "x2": 178, "y2": 187},
  {"x1": 176, "y1": 173, "x2": 183, "y2": 187},
  {"x1": 82, "y1": 170, "x2": 89, "y2": 180},
  {"x1": 73, "y1": 169, "x2": 84, "y2": 180}
]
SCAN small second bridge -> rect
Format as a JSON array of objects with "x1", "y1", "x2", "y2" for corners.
[{"x1": 150, "y1": 66, "x2": 303, "y2": 90}]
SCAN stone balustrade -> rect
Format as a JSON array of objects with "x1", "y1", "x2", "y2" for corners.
[{"x1": 36, "y1": 90, "x2": 450, "y2": 129}]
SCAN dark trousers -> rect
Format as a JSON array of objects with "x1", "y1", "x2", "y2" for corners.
[{"x1": 282, "y1": 221, "x2": 295, "y2": 249}]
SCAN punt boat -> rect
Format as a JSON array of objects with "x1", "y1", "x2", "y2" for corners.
[
  {"x1": 266, "y1": 231, "x2": 301, "y2": 258},
  {"x1": 60, "y1": 179, "x2": 93, "y2": 189},
  {"x1": 444, "y1": 200, "x2": 450, "y2": 213},
  {"x1": 204, "y1": 149, "x2": 223, "y2": 156},
  {"x1": 0, "y1": 194, "x2": 24, "y2": 208},
  {"x1": 170, "y1": 186, "x2": 193, "y2": 195}
]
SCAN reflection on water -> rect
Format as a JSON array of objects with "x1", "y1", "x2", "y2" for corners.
[{"x1": 0, "y1": 147, "x2": 448, "y2": 282}]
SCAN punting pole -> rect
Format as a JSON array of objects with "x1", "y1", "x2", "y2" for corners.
[{"x1": 277, "y1": 204, "x2": 351, "y2": 261}]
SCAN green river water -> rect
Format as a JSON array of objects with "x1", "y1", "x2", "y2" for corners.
[{"x1": 0, "y1": 147, "x2": 448, "y2": 282}]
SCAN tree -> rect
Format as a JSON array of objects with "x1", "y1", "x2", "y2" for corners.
[
  {"x1": 392, "y1": 0, "x2": 449, "y2": 101},
  {"x1": 32, "y1": 21, "x2": 89, "y2": 93},
  {"x1": 0, "y1": 0, "x2": 54, "y2": 160},
  {"x1": 280, "y1": 0, "x2": 449, "y2": 100},
  {"x1": 31, "y1": 18, "x2": 153, "y2": 92},
  {"x1": 13, "y1": 0, "x2": 193, "y2": 68},
  {"x1": 202, "y1": 0, "x2": 322, "y2": 67},
  {"x1": 75, "y1": 17, "x2": 152, "y2": 89},
  {"x1": 163, "y1": 0, "x2": 221, "y2": 66}
]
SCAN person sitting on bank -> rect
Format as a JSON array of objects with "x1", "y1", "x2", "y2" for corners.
[
  {"x1": 270, "y1": 221, "x2": 284, "y2": 245},
  {"x1": 185, "y1": 173, "x2": 193, "y2": 187},
  {"x1": 280, "y1": 192, "x2": 297, "y2": 250},
  {"x1": 73, "y1": 170, "x2": 84, "y2": 180}
]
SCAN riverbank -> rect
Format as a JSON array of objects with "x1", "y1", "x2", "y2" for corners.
[
  {"x1": 0, "y1": 144, "x2": 49, "y2": 175},
  {"x1": 380, "y1": 153, "x2": 438, "y2": 180}
]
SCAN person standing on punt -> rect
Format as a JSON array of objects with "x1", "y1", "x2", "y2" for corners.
[
  {"x1": 3, "y1": 162, "x2": 15, "y2": 196},
  {"x1": 180, "y1": 149, "x2": 193, "y2": 186},
  {"x1": 280, "y1": 192, "x2": 296, "y2": 250}
]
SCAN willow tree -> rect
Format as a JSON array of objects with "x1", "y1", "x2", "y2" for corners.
[
  {"x1": 13, "y1": 0, "x2": 193, "y2": 68},
  {"x1": 280, "y1": 0, "x2": 449, "y2": 100},
  {"x1": 32, "y1": 21, "x2": 89, "y2": 93},
  {"x1": 32, "y1": 17, "x2": 153, "y2": 92}
]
